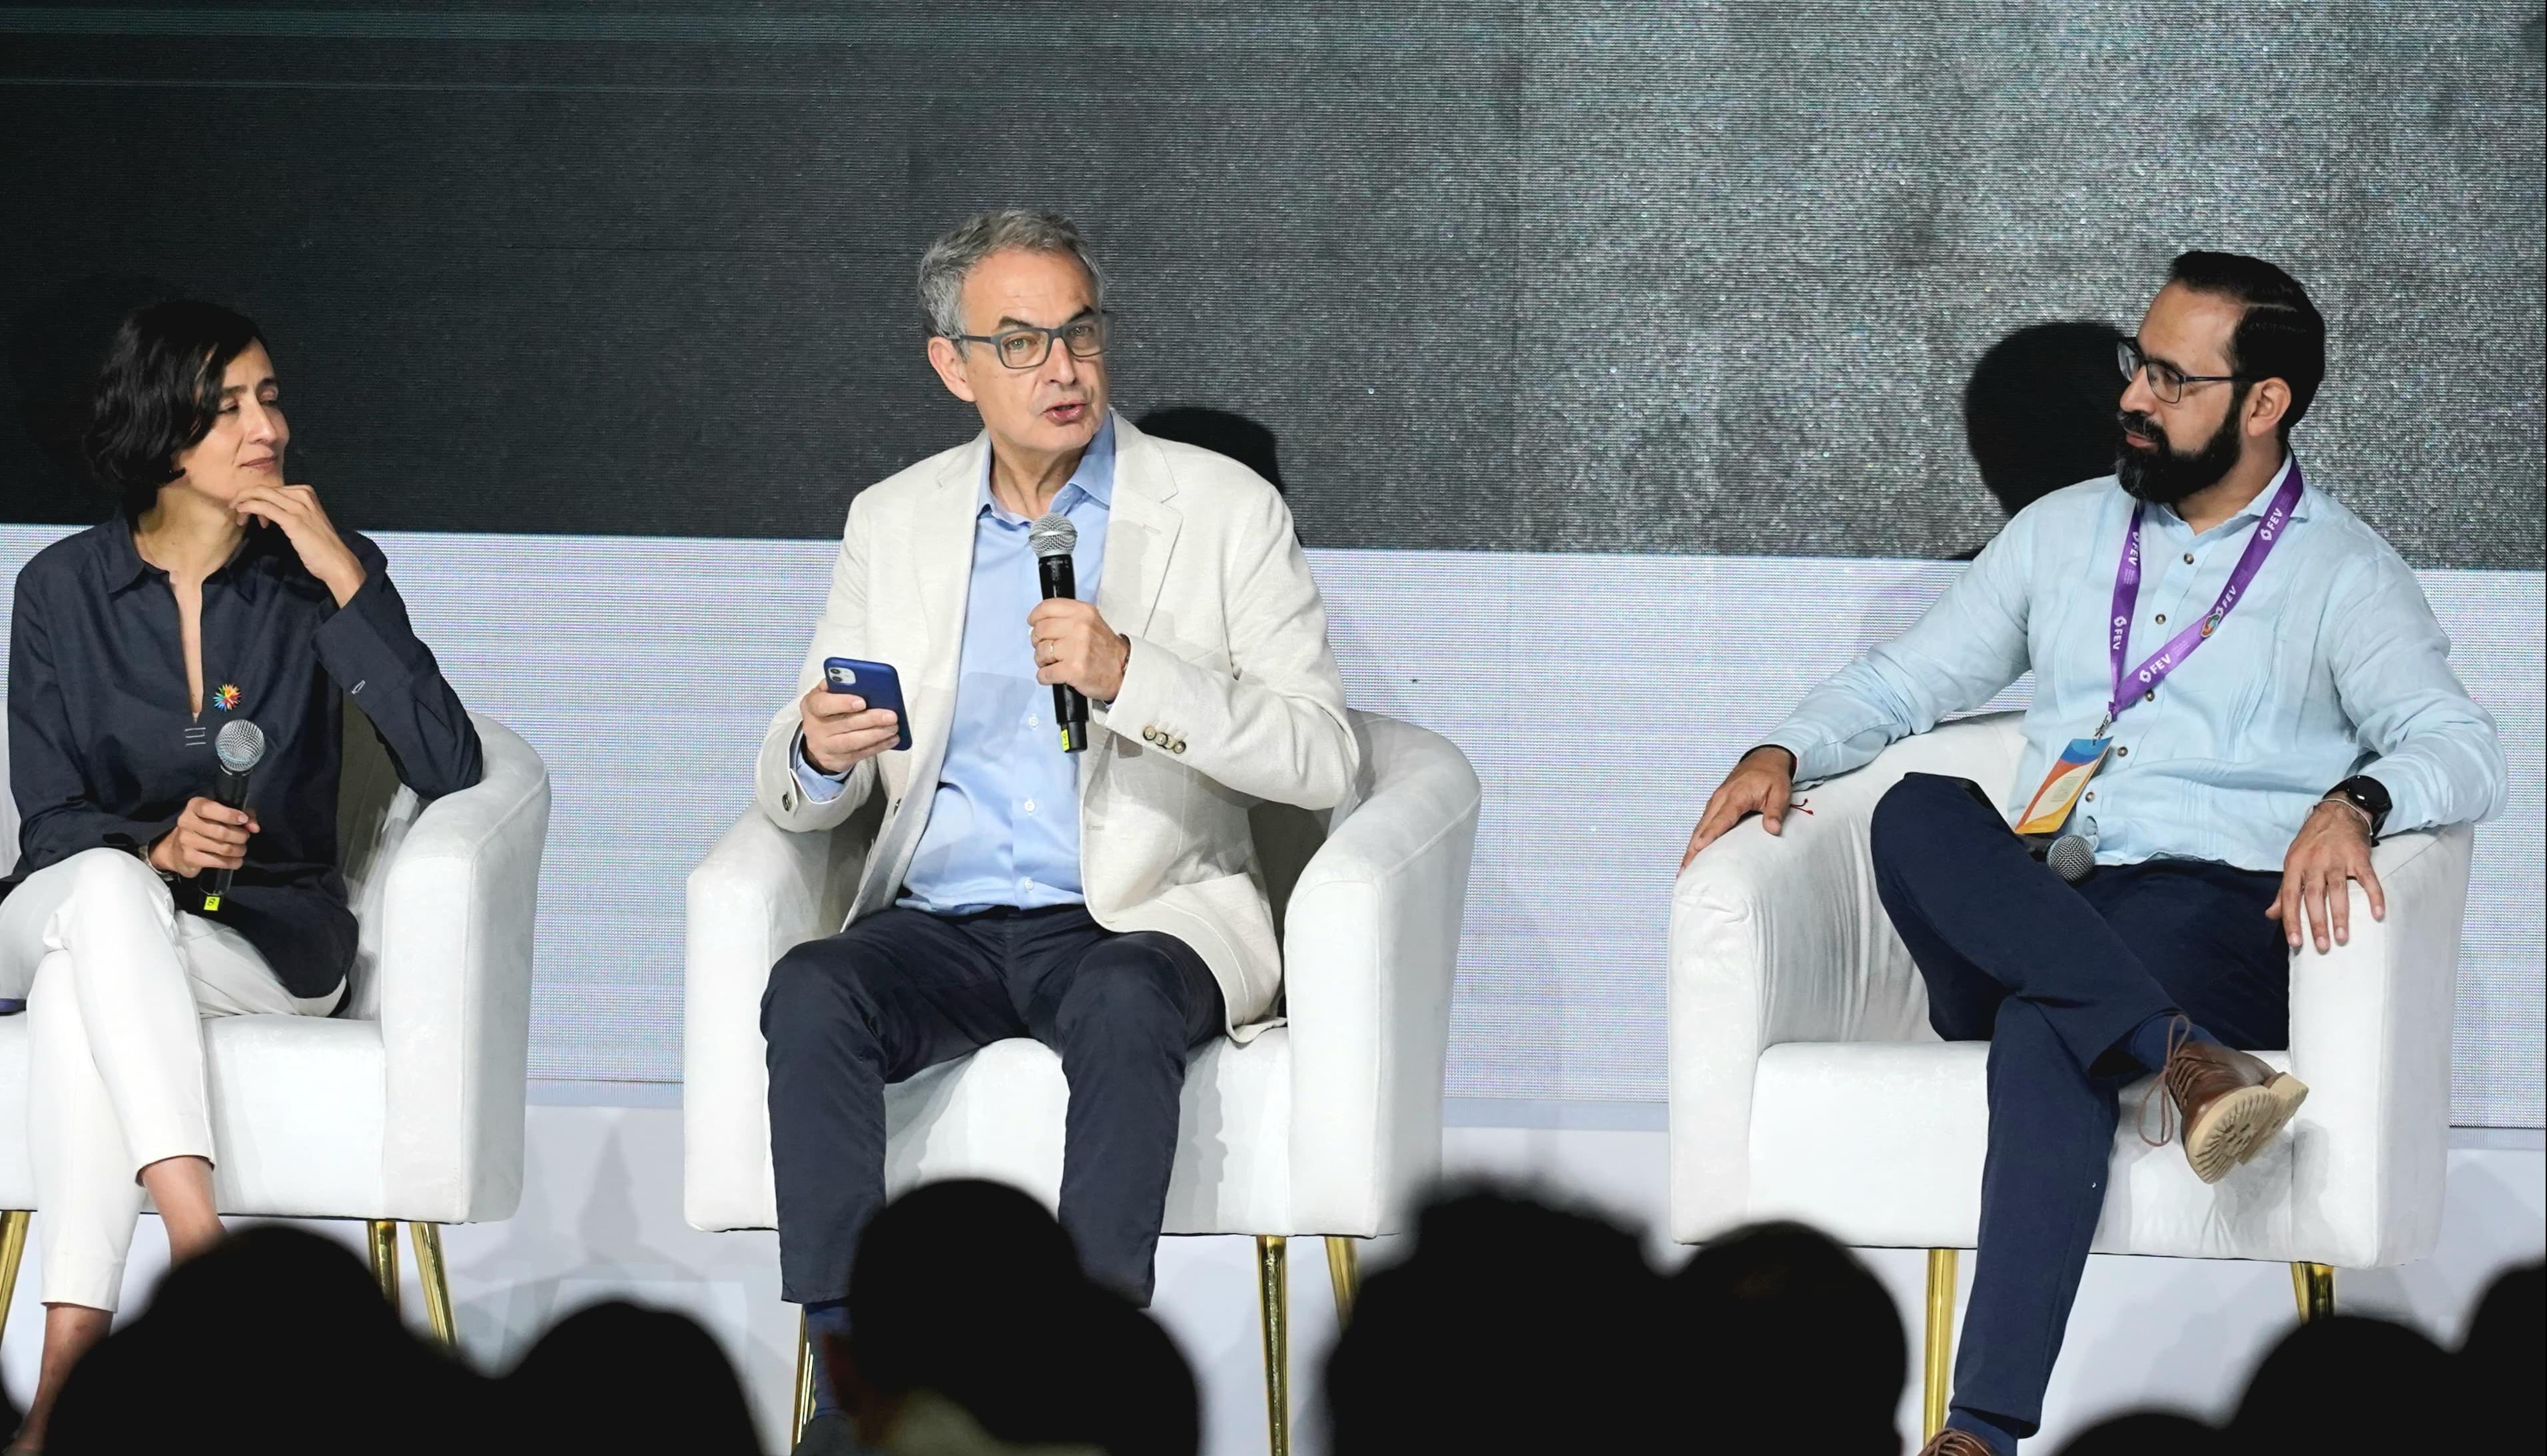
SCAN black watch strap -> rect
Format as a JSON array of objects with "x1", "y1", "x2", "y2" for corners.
[{"x1": 2327, "y1": 775, "x2": 2392, "y2": 838}]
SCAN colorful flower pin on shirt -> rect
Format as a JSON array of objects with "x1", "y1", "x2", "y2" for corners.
[{"x1": 212, "y1": 683, "x2": 242, "y2": 711}]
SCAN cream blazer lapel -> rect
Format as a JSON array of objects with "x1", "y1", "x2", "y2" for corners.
[{"x1": 1093, "y1": 419, "x2": 1183, "y2": 644}]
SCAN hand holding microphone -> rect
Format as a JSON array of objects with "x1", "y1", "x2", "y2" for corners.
[
  {"x1": 150, "y1": 720, "x2": 265, "y2": 888},
  {"x1": 1027, "y1": 514, "x2": 1128, "y2": 753},
  {"x1": 149, "y1": 799, "x2": 260, "y2": 879}
]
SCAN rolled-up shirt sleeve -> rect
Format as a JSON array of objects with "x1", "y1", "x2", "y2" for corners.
[
  {"x1": 2326, "y1": 549, "x2": 2508, "y2": 834},
  {"x1": 310, "y1": 536, "x2": 484, "y2": 800}
]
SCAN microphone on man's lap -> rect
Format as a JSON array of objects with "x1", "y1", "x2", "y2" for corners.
[
  {"x1": 2020, "y1": 828, "x2": 2097, "y2": 884},
  {"x1": 1030, "y1": 514, "x2": 1090, "y2": 754},
  {"x1": 202, "y1": 718, "x2": 266, "y2": 912},
  {"x1": 2045, "y1": 832, "x2": 2096, "y2": 884}
]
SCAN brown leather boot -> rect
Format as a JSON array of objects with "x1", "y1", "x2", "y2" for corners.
[
  {"x1": 2142, "y1": 1026, "x2": 2309, "y2": 1184},
  {"x1": 1916, "y1": 1430, "x2": 2001, "y2": 1456}
]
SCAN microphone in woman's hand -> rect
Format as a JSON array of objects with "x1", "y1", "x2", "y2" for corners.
[{"x1": 202, "y1": 719, "x2": 265, "y2": 911}]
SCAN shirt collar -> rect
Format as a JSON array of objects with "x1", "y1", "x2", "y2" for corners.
[
  {"x1": 976, "y1": 414, "x2": 1118, "y2": 522},
  {"x1": 96, "y1": 519, "x2": 157, "y2": 596},
  {"x1": 98, "y1": 519, "x2": 283, "y2": 600},
  {"x1": 2154, "y1": 452, "x2": 2314, "y2": 541}
]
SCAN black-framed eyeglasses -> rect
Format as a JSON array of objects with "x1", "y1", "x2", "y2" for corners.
[
  {"x1": 946, "y1": 312, "x2": 1108, "y2": 370},
  {"x1": 2117, "y1": 337, "x2": 2243, "y2": 406}
]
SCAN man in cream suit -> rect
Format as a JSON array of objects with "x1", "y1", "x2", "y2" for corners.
[{"x1": 759, "y1": 208, "x2": 1356, "y2": 1444}]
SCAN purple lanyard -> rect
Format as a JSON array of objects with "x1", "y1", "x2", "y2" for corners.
[{"x1": 2101, "y1": 461, "x2": 2307, "y2": 736}]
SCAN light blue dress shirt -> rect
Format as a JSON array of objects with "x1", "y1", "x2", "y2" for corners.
[
  {"x1": 795, "y1": 420, "x2": 1114, "y2": 910},
  {"x1": 1764, "y1": 458, "x2": 2506, "y2": 872}
]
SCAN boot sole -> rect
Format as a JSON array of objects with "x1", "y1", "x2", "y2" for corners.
[{"x1": 2184, "y1": 1072, "x2": 2311, "y2": 1184}]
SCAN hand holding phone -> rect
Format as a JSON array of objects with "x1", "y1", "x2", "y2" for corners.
[{"x1": 801, "y1": 657, "x2": 910, "y2": 771}]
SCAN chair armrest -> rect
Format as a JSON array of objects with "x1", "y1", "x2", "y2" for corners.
[
  {"x1": 2286, "y1": 823, "x2": 2473, "y2": 1267},
  {"x1": 372, "y1": 714, "x2": 551, "y2": 1222},
  {"x1": 1666, "y1": 711, "x2": 2023, "y2": 1242},
  {"x1": 683, "y1": 802, "x2": 875, "y2": 1230},
  {"x1": 1281, "y1": 713, "x2": 1481, "y2": 1235}
]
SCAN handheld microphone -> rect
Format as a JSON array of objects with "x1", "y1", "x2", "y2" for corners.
[
  {"x1": 201, "y1": 719, "x2": 265, "y2": 912},
  {"x1": 1029, "y1": 514, "x2": 1090, "y2": 753},
  {"x1": 2045, "y1": 833, "x2": 2096, "y2": 884}
]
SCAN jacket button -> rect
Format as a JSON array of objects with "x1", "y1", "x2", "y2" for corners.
[
  {"x1": 782, "y1": 791, "x2": 796, "y2": 811},
  {"x1": 1172, "y1": 739, "x2": 1187, "y2": 754},
  {"x1": 1143, "y1": 727, "x2": 1160, "y2": 743}
]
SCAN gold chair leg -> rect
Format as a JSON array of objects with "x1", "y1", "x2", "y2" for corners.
[
  {"x1": 2291, "y1": 1261, "x2": 2335, "y2": 1322},
  {"x1": 0, "y1": 1210, "x2": 29, "y2": 1343},
  {"x1": 793, "y1": 1310, "x2": 818, "y2": 1449},
  {"x1": 408, "y1": 1222, "x2": 456, "y2": 1345},
  {"x1": 1324, "y1": 1235, "x2": 1359, "y2": 1326},
  {"x1": 1258, "y1": 1235, "x2": 1289, "y2": 1456},
  {"x1": 365, "y1": 1219, "x2": 401, "y2": 1316},
  {"x1": 1923, "y1": 1248, "x2": 1959, "y2": 1440}
]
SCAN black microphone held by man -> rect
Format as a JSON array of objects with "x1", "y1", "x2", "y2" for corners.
[{"x1": 1030, "y1": 512, "x2": 1090, "y2": 753}]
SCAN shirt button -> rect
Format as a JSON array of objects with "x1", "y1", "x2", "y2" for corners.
[
  {"x1": 2154, "y1": 613, "x2": 2167, "y2": 624},
  {"x1": 2183, "y1": 553, "x2": 2195, "y2": 565},
  {"x1": 2116, "y1": 746, "x2": 2129, "y2": 757},
  {"x1": 2144, "y1": 689, "x2": 2156, "y2": 702},
  {"x1": 1022, "y1": 799, "x2": 1036, "y2": 814},
  {"x1": 2085, "y1": 791, "x2": 2097, "y2": 803},
  {"x1": 1027, "y1": 713, "x2": 1039, "y2": 727}
]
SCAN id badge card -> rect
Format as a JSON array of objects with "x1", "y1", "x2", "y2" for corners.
[{"x1": 2014, "y1": 736, "x2": 2113, "y2": 837}]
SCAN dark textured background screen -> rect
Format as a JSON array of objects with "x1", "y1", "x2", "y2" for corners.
[{"x1": 4, "y1": 3, "x2": 2542, "y2": 566}]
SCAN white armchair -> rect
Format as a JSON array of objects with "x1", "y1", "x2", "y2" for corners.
[
  {"x1": 0, "y1": 711, "x2": 552, "y2": 1339},
  {"x1": 685, "y1": 711, "x2": 1480, "y2": 1454},
  {"x1": 1668, "y1": 711, "x2": 2471, "y2": 1437}
]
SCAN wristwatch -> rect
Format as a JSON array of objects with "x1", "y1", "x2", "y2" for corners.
[{"x1": 2323, "y1": 775, "x2": 2392, "y2": 839}]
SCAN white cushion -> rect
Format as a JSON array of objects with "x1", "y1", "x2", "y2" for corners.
[
  {"x1": 0, "y1": 1013, "x2": 389, "y2": 1216},
  {"x1": 1746, "y1": 1042, "x2": 2303, "y2": 1260}
]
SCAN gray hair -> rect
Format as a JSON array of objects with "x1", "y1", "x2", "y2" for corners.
[{"x1": 916, "y1": 208, "x2": 1106, "y2": 339}]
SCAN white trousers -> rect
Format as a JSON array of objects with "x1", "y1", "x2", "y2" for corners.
[{"x1": 0, "y1": 849, "x2": 340, "y2": 1310}]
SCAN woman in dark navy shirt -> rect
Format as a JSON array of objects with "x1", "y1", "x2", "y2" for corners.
[{"x1": 0, "y1": 302, "x2": 480, "y2": 1449}]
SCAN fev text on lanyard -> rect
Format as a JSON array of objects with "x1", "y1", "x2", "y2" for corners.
[
  {"x1": 2015, "y1": 461, "x2": 2307, "y2": 839},
  {"x1": 2095, "y1": 460, "x2": 2307, "y2": 739}
]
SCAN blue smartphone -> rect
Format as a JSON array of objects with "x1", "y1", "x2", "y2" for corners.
[{"x1": 822, "y1": 657, "x2": 912, "y2": 752}]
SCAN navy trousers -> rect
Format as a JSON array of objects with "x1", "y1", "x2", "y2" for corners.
[
  {"x1": 761, "y1": 904, "x2": 1224, "y2": 1305},
  {"x1": 1868, "y1": 773, "x2": 2288, "y2": 1437}
]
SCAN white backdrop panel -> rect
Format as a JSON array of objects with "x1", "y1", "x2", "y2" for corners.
[{"x1": 3, "y1": 528, "x2": 2538, "y2": 1124}]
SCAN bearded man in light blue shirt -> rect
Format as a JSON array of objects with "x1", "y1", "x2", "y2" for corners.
[{"x1": 1684, "y1": 252, "x2": 2505, "y2": 1456}]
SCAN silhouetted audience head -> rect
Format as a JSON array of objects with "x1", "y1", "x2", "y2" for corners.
[
  {"x1": 1325, "y1": 1187, "x2": 1662, "y2": 1456},
  {"x1": 1133, "y1": 406, "x2": 1284, "y2": 492},
  {"x1": 2230, "y1": 1313, "x2": 2463, "y2": 1452},
  {"x1": 1962, "y1": 319, "x2": 2127, "y2": 520},
  {"x1": 45, "y1": 1226, "x2": 484, "y2": 1455},
  {"x1": 831, "y1": 1179, "x2": 1198, "y2": 1456},
  {"x1": 502, "y1": 1299, "x2": 758, "y2": 1455},
  {"x1": 2458, "y1": 1262, "x2": 2542, "y2": 1449},
  {"x1": 1667, "y1": 1220, "x2": 1905, "y2": 1454},
  {"x1": 2053, "y1": 1411, "x2": 2223, "y2": 1455}
]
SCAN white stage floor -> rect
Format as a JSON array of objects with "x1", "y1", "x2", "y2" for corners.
[{"x1": 3, "y1": 1097, "x2": 2537, "y2": 1454}]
